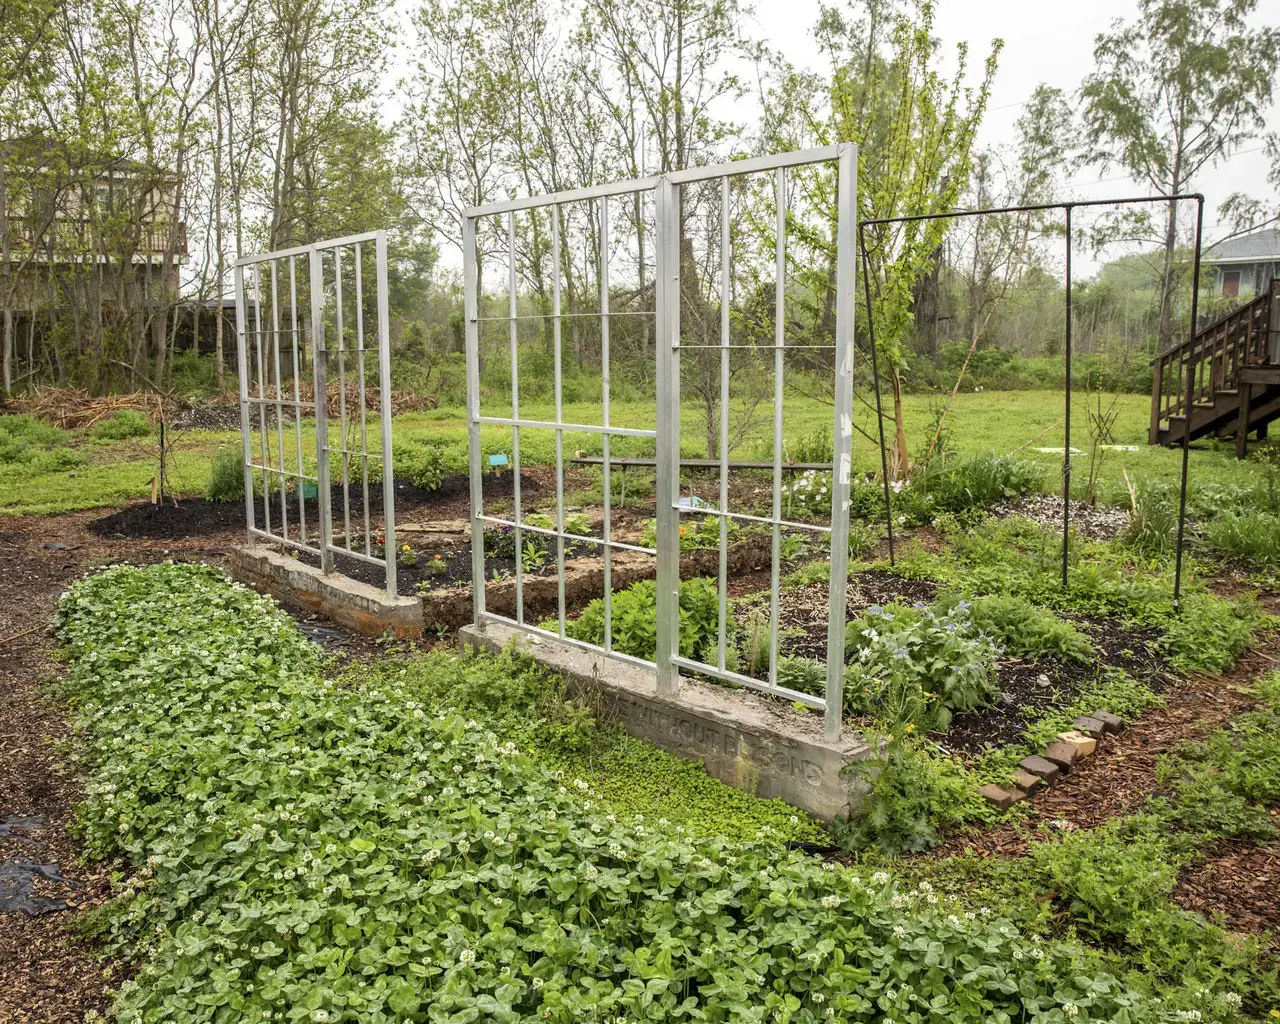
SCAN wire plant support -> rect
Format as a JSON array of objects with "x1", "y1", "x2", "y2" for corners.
[
  {"x1": 234, "y1": 230, "x2": 399, "y2": 598},
  {"x1": 857, "y1": 193, "x2": 1205, "y2": 609},
  {"x1": 463, "y1": 145, "x2": 858, "y2": 741}
]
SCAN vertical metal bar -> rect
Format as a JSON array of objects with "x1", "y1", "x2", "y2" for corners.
[
  {"x1": 289, "y1": 257, "x2": 306, "y2": 546},
  {"x1": 270, "y1": 260, "x2": 288, "y2": 539},
  {"x1": 310, "y1": 247, "x2": 334, "y2": 574},
  {"x1": 654, "y1": 178, "x2": 680, "y2": 691},
  {"x1": 509, "y1": 211, "x2": 523, "y2": 623},
  {"x1": 234, "y1": 264, "x2": 255, "y2": 543},
  {"x1": 768, "y1": 167, "x2": 785, "y2": 689},
  {"x1": 857, "y1": 224, "x2": 895, "y2": 564},
  {"x1": 1174, "y1": 197, "x2": 1204, "y2": 612},
  {"x1": 717, "y1": 175, "x2": 730, "y2": 672},
  {"x1": 553, "y1": 207, "x2": 566, "y2": 637},
  {"x1": 1062, "y1": 204, "x2": 1073, "y2": 588},
  {"x1": 334, "y1": 249, "x2": 351, "y2": 552},
  {"x1": 600, "y1": 197, "x2": 613, "y2": 653},
  {"x1": 354, "y1": 242, "x2": 372, "y2": 558},
  {"x1": 375, "y1": 231, "x2": 397, "y2": 599},
  {"x1": 463, "y1": 216, "x2": 486, "y2": 620},
  {"x1": 825, "y1": 144, "x2": 857, "y2": 741},
  {"x1": 253, "y1": 264, "x2": 271, "y2": 539}
]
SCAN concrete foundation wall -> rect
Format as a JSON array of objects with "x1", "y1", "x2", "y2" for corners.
[
  {"x1": 460, "y1": 619, "x2": 873, "y2": 822},
  {"x1": 230, "y1": 544, "x2": 424, "y2": 636}
]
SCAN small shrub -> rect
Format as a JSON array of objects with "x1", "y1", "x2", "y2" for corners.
[
  {"x1": 90, "y1": 409, "x2": 151, "y2": 441},
  {"x1": 640, "y1": 513, "x2": 737, "y2": 551},
  {"x1": 845, "y1": 600, "x2": 1002, "y2": 730},
  {"x1": 916, "y1": 452, "x2": 1044, "y2": 514},
  {"x1": 205, "y1": 446, "x2": 244, "y2": 503},
  {"x1": 0, "y1": 413, "x2": 73, "y2": 467},
  {"x1": 848, "y1": 520, "x2": 881, "y2": 559},
  {"x1": 1201, "y1": 508, "x2": 1280, "y2": 567},
  {"x1": 394, "y1": 436, "x2": 445, "y2": 491},
  {"x1": 1123, "y1": 484, "x2": 1177, "y2": 557}
]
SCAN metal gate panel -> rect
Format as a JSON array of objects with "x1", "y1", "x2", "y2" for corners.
[
  {"x1": 464, "y1": 146, "x2": 855, "y2": 739},
  {"x1": 235, "y1": 230, "x2": 397, "y2": 597}
]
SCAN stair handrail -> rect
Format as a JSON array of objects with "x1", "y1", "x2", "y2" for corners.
[{"x1": 1149, "y1": 279, "x2": 1278, "y2": 443}]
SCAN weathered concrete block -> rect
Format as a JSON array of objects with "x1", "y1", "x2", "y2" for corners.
[
  {"x1": 230, "y1": 544, "x2": 423, "y2": 636},
  {"x1": 459, "y1": 620, "x2": 874, "y2": 821},
  {"x1": 1042, "y1": 741, "x2": 1078, "y2": 771},
  {"x1": 1011, "y1": 769, "x2": 1042, "y2": 794},
  {"x1": 1019, "y1": 755, "x2": 1061, "y2": 784},
  {"x1": 978, "y1": 784, "x2": 1024, "y2": 810},
  {"x1": 1073, "y1": 715, "x2": 1107, "y2": 737},
  {"x1": 1091, "y1": 710, "x2": 1124, "y2": 733}
]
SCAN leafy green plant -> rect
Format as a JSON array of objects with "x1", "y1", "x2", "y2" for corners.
[
  {"x1": 848, "y1": 520, "x2": 881, "y2": 559},
  {"x1": 1201, "y1": 508, "x2": 1280, "y2": 567},
  {"x1": 51, "y1": 563, "x2": 1243, "y2": 1023},
  {"x1": 939, "y1": 592, "x2": 1093, "y2": 663},
  {"x1": 393, "y1": 436, "x2": 446, "y2": 491},
  {"x1": 1122, "y1": 483, "x2": 1176, "y2": 557},
  {"x1": 640, "y1": 513, "x2": 736, "y2": 551},
  {"x1": 845, "y1": 601, "x2": 1002, "y2": 730},
  {"x1": 204, "y1": 445, "x2": 245, "y2": 503},
  {"x1": 90, "y1": 409, "x2": 151, "y2": 441},
  {"x1": 521, "y1": 539, "x2": 549, "y2": 573},
  {"x1": 566, "y1": 577, "x2": 725, "y2": 661}
]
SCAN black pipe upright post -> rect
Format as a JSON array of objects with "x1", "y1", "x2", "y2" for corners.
[
  {"x1": 858, "y1": 225, "x2": 896, "y2": 565},
  {"x1": 1173, "y1": 197, "x2": 1206, "y2": 612},
  {"x1": 1062, "y1": 205, "x2": 1073, "y2": 588}
]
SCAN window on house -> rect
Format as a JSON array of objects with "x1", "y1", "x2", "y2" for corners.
[{"x1": 1221, "y1": 270, "x2": 1240, "y2": 298}]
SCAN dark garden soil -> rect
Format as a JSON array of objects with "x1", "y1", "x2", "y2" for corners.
[
  {"x1": 86, "y1": 470, "x2": 547, "y2": 541},
  {"x1": 942, "y1": 618, "x2": 1168, "y2": 758}
]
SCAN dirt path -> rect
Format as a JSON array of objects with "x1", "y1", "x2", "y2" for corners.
[{"x1": 0, "y1": 511, "x2": 241, "y2": 1023}]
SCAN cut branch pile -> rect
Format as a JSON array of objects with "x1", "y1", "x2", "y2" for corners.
[
  {"x1": 4, "y1": 386, "x2": 172, "y2": 429},
  {"x1": 206, "y1": 381, "x2": 438, "y2": 417}
]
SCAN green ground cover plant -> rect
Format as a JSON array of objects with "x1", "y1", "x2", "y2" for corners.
[
  {"x1": 205, "y1": 445, "x2": 245, "y2": 502},
  {"x1": 564, "y1": 577, "x2": 724, "y2": 662},
  {"x1": 56, "y1": 562, "x2": 1240, "y2": 1023},
  {"x1": 90, "y1": 409, "x2": 152, "y2": 441}
]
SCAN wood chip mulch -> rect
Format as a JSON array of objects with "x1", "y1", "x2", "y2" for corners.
[
  {"x1": 937, "y1": 633, "x2": 1280, "y2": 860},
  {"x1": 1174, "y1": 828, "x2": 1280, "y2": 941}
]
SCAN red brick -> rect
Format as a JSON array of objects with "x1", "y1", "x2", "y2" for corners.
[
  {"x1": 1018, "y1": 755, "x2": 1061, "y2": 784},
  {"x1": 1091, "y1": 710, "x2": 1123, "y2": 733},
  {"x1": 1042, "y1": 742, "x2": 1078, "y2": 771}
]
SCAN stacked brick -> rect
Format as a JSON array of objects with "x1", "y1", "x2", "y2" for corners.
[{"x1": 978, "y1": 710, "x2": 1124, "y2": 810}]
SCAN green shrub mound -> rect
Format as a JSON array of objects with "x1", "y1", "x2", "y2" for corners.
[
  {"x1": 56, "y1": 563, "x2": 1202, "y2": 1023},
  {"x1": 91, "y1": 409, "x2": 152, "y2": 441}
]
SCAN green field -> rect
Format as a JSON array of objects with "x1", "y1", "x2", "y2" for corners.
[{"x1": 2, "y1": 390, "x2": 1274, "y2": 516}]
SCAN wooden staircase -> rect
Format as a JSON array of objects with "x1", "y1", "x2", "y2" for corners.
[{"x1": 1150, "y1": 279, "x2": 1280, "y2": 458}]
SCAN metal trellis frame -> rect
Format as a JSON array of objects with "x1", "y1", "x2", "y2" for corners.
[
  {"x1": 857, "y1": 192, "x2": 1204, "y2": 608},
  {"x1": 234, "y1": 229, "x2": 398, "y2": 598},
  {"x1": 464, "y1": 144, "x2": 858, "y2": 740}
]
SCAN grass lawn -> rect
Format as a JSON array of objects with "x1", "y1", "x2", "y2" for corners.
[{"x1": 2, "y1": 389, "x2": 1274, "y2": 516}]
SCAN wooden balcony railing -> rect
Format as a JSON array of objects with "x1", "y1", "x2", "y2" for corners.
[
  {"x1": 1150, "y1": 279, "x2": 1279, "y2": 443},
  {"x1": 3, "y1": 215, "x2": 187, "y2": 257}
]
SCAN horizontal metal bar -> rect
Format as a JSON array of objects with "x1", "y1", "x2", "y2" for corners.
[
  {"x1": 248, "y1": 526, "x2": 322, "y2": 558},
  {"x1": 676, "y1": 505, "x2": 832, "y2": 534},
  {"x1": 476, "y1": 611, "x2": 658, "y2": 671},
  {"x1": 475, "y1": 415, "x2": 657, "y2": 438},
  {"x1": 570, "y1": 456, "x2": 833, "y2": 471},
  {"x1": 472, "y1": 311, "x2": 654, "y2": 323},
  {"x1": 466, "y1": 145, "x2": 845, "y2": 219},
  {"x1": 245, "y1": 463, "x2": 316, "y2": 482},
  {"x1": 310, "y1": 229, "x2": 382, "y2": 251},
  {"x1": 236, "y1": 243, "x2": 312, "y2": 267},
  {"x1": 243, "y1": 397, "x2": 316, "y2": 409},
  {"x1": 325, "y1": 544, "x2": 389, "y2": 569},
  {"x1": 676, "y1": 343, "x2": 835, "y2": 350},
  {"x1": 859, "y1": 191, "x2": 1204, "y2": 229},
  {"x1": 313, "y1": 347, "x2": 375, "y2": 355},
  {"x1": 477, "y1": 514, "x2": 657, "y2": 555},
  {"x1": 670, "y1": 656, "x2": 827, "y2": 709}
]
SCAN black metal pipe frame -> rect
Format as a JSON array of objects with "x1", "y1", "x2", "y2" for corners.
[
  {"x1": 856, "y1": 192, "x2": 1205, "y2": 605},
  {"x1": 857, "y1": 221, "x2": 897, "y2": 565}
]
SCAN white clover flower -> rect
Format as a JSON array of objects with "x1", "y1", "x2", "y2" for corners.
[
  {"x1": 1062, "y1": 1003, "x2": 1079, "y2": 1020},
  {"x1": 584, "y1": 865, "x2": 598, "y2": 881},
  {"x1": 606, "y1": 814, "x2": 617, "y2": 824},
  {"x1": 457, "y1": 840, "x2": 470, "y2": 854},
  {"x1": 458, "y1": 949, "x2": 476, "y2": 966},
  {"x1": 871, "y1": 871, "x2": 889, "y2": 885},
  {"x1": 1220, "y1": 992, "x2": 1243, "y2": 1010},
  {"x1": 820, "y1": 895, "x2": 840, "y2": 909},
  {"x1": 788, "y1": 815, "x2": 798, "y2": 824},
  {"x1": 698, "y1": 857, "x2": 712, "y2": 869},
  {"x1": 532, "y1": 977, "x2": 544, "y2": 989},
  {"x1": 946, "y1": 914, "x2": 960, "y2": 925},
  {"x1": 813, "y1": 993, "x2": 825, "y2": 1005},
  {"x1": 1177, "y1": 1012, "x2": 1202, "y2": 1023},
  {"x1": 574, "y1": 779, "x2": 589, "y2": 792},
  {"x1": 892, "y1": 925, "x2": 906, "y2": 940},
  {"x1": 491, "y1": 896, "x2": 503, "y2": 906},
  {"x1": 822, "y1": 862, "x2": 836, "y2": 871},
  {"x1": 452, "y1": 764, "x2": 462, "y2": 775}
]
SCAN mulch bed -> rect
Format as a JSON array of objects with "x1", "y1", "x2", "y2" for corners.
[{"x1": 1174, "y1": 831, "x2": 1280, "y2": 942}]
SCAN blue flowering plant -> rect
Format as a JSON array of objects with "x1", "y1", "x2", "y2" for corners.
[{"x1": 844, "y1": 600, "x2": 1002, "y2": 730}]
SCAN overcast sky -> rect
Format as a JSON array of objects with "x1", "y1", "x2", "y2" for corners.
[{"x1": 747, "y1": 0, "x2": 1274, "y2": 241}]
